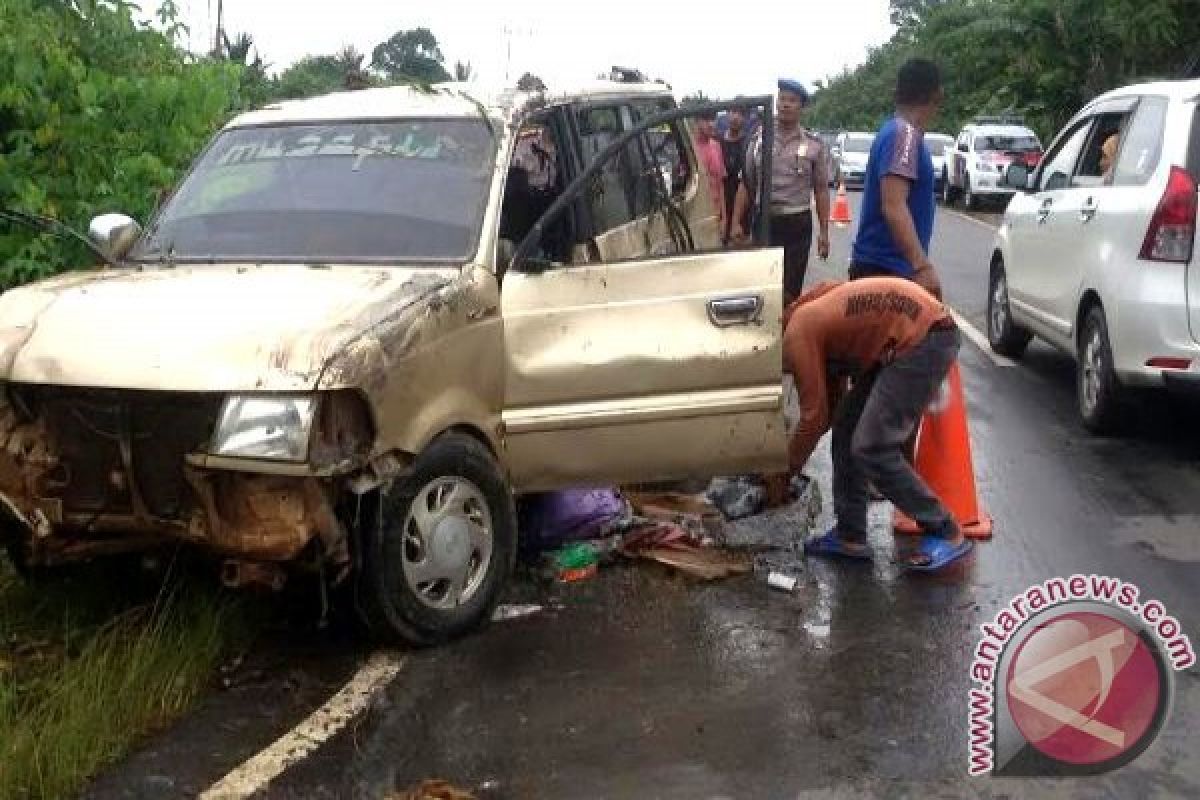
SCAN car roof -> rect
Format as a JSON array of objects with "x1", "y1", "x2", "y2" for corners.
[
  {"x1": 225, "y1": 80, "x2": 675, "y2": 129},
  {"x1": 1090, "y1": 77, "x2": 1200, "y2": 104}
]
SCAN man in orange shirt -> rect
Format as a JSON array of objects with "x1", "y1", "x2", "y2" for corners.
[{"x1": 784, "y1": 277, "x2": 971, "y2": 571}]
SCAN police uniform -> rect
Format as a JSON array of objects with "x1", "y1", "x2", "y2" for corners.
[{"x1": 744, "y1": 122, "x2": 830, "y2": 303}]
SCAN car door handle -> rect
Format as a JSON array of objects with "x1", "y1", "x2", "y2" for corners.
[
  {"x1": 1080, "y1": 199, "x2": 1098, "y2": 222},
  {"x1": 707, "y1": 295, "x2": 763, "y2": 327},
  {"x1": 1036, "y1": 201, "x2": 1053, "y2": 224}
]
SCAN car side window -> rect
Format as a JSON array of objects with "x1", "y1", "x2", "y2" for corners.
[
  {"x1": 1037, "y1": 121, "x2": 1093, "y2": 192},
  {"x1": 1073, "y1": 112, "x2": 1130, "y2": 188},
  {"x1": 576, "y1": 106, "x2": 638, "y2": 236},
  {"x1": 1112, "y1": 97, "x2": 1169, "y2": 187},
  {"x1": 630, "y1": 101, "x2": 693, "y2": 205}
]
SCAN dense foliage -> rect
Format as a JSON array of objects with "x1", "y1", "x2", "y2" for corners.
[
  {"x1": 0, "y1": 0, "x2": 242, "y2": 287},
  {"x1": 0, "y1": 2, "x2": 459, "y2": 288},
  {"x1": 806, "y1": 0, "x2": 1200, "y2": 141}
]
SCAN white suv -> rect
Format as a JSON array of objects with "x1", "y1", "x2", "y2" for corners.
[
  {"x1": 988, "y1": 79, "x2": 1200, "y2": 432},
  {"x1": 944, "y1": 118, "x2": 1044, "y2": 210}
]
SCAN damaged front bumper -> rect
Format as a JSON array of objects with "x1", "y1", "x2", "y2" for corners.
[{"x1": 0, "y1": 385, "x2": 383, "y2": 583}]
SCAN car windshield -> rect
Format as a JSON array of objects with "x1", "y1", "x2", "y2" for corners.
[
  {"x1": 130, "y1": 119, "x2": 496, "y2": 264},
  {"x1": 843, "y1": 136, "x2": 874, "y2": 153},
  {"x1": 976, "y1": 134, "x2": 1040, "y2": 153},
  {"x1": 927, "y1": 137, "x2": 952, "y2": 156}
]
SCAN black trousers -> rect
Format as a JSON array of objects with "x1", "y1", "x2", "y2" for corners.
[{"x1": 770, "y1": 210, "x2": 813, "y2": 304}]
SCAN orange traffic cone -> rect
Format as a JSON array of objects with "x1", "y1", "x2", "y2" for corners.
[
  {"x1": 831, "y1": 181, "x2": 852, "y2": 227},
  {"x1": 893, "y1": 361, "x2": 993, "y2": 540}
]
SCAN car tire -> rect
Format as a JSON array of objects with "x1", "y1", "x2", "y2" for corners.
[
  {"x1": 354, "y1": 432, "x2": 516, "y2": 646},
  {"x1": 987, "y1": 261, "x2": 1032, "y2": 358},
  {"x1": 1077, "y1": 306, "x2": 1126, "y2": 435},
  {"x1": 941, "y1": 171, "x2": 957, "y2": 206},
  {"x1": 964, "y1": 175, "x2": 978, "y2": 210}
]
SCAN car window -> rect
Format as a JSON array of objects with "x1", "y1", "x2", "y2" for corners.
[
  {"x1": 1112, "y1": 96, "x2": 1169, "y2": 187},
  {"x1": 1037, "y1": 121, "x2": 1093, "y2": 192},
  {"x1": 975, "y1": 133, "x2": 1041, "y2": 152},
  {"x1": 843, "y1": 136, "x2": 873, "y2": 153},
  {"x1": 576, "y1": 106, "x2": 638, "y2": 236},
  {"x1": 630, "y1": 100, "x2": 693, "y2": 212},
  {"x1": 927, "y1": 138, "x2": 950, "y2": 156},
  {"x1": 129, "y1": 119, "x2": 495, "y2": 264},
  {"x1": 1073, "y1": 112, "x2": 1130, "y2": 187}
]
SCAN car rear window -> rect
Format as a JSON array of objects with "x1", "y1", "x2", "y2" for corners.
[
  {"x1": 1113, "y1": 96, "x2": 1168, "y2": 187},
  {"x1": 843, "y1": 136, "x2": 873, "y2": 153}
]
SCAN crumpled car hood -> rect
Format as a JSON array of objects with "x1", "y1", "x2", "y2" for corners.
[{"x1": 0, "y1": 264, "x2": 454, "y2": 391}]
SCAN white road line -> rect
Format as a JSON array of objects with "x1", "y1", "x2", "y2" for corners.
[
  {"x1": 944, "y1": 208, "x2": 1001, "y2": 232},
  {"x1": 948, "y1": 307, "x2": 1017, "y2": 368},
  {"x1": 199, "y1": 651, "x2": 404, "y2": 800}
]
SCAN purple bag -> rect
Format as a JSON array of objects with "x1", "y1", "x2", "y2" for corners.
[{"x1": 518, "y1": 489, "x2": 629, "y2": 547}]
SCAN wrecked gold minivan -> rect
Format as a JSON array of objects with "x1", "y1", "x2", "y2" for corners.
[{"x1": 0, "y1": 82, "x2": 786, "y2": 643}]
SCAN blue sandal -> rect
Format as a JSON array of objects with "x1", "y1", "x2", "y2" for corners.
[
  {"x1": 904, "y1": 535, "x2": 973, "y2": 572},
  {"x1": 804, "y1": 528, "x2": 873, "y2": 561}
]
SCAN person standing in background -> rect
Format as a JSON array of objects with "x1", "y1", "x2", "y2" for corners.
[
  {"x1": 720, "y1": 106, "x2": 748, "y2": 243},
  {"x1": 693, "y1": 112, "x2": 727, "y2": 235},
  {"x1": 849, "y1": 58, "x2": 945, "y2": 298},
  {"x1": 732, "y1": 79, "x2": 830, "y2": 303}
]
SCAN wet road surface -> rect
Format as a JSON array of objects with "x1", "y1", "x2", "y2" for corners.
[{"x1": 89, "y1": 196, "x2": 1199, "y2": 799}]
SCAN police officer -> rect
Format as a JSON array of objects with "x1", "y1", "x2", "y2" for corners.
[{"x1": 732, "y1": 79, "x2": 831, "y2": 304}]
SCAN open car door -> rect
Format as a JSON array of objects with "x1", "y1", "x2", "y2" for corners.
[{"x1": 500, "y1": 98, "x2": 787, "y2": 491}]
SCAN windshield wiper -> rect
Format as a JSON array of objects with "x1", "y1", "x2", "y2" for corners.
[{"x1": 0, "y1": 208, "x2": 120, "y2": 268}]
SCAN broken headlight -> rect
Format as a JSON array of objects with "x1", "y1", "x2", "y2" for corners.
[{"x1": 211, "y1": 395, "x2": 317, "y2": 462}]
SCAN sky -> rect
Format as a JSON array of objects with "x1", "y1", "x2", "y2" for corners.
[{"x1": 164, "y1": 0, "x2": 896, "y2": 98}]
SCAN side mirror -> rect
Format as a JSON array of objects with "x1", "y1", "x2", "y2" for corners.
[
  {"x1": 88, "y1": 213, "x2": 141, "y2": 261},
  {"x1": 1003, "y1": 163, "x2": 1031, "y2": 190}
]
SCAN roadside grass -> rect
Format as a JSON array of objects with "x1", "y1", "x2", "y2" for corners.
[{"x1": 0, "y1": 556, "x2": 254, "y2": 800}]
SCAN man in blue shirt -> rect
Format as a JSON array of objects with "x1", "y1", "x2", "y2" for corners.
[{"x1": 850, "y1": 59, "x2": 945, "y2": 298}]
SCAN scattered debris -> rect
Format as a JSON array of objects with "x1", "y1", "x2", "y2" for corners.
[
  {"x1": 705, "y1": 474, "x2": 811, "y2": 521},
  {"x1": 623, "y1": 490, "x2": 724, "y2": 540},
  {"x1": 491, "y1": 604, "x2": 544, "y2": 621},
  {"x1": 766, "y1": 571, "x2": 799, "y2": 592},
  {"x1": 387, "y1": 779, "x2": 477, "y2": 800},
  {"x1": 517, "y1": 489, "x2": 631, "y2": 551},
  {"x1": 620, "y1": 524, "x2": 751, "y2": 581},
  {"x1": 550, "y1": 542, "x2": 599, "y2": 583}
]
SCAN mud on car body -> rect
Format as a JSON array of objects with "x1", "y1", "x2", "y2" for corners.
[{"x1": 0, "y1": 81, "x2": 787, "y2": 644}]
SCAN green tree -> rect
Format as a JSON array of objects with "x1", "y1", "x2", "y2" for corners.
[
  {"x1": 370, "y1": 27, "x2": 451, "y2": 85},
  {"x1": 0, "y1": 0, "x2": 240, "y2": 287},
  {"x1": 217, "y1": 31, "x2": 271, "y2": 108},
  {"x1": 273, "y1": 55, "x2": 347, "y2": 99},
  {"x1": 516, "y1": 72, "x2": 546, "y2": 92}
]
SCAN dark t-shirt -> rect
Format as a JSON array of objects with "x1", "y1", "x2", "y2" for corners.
[{"x1": 721, "y1": 135, "x2": 746, "y2": 186}]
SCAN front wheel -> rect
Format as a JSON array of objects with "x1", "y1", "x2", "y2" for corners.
[
  {"x1": 941, "y1": 170, "x2": 958, "y2": 205},
  {"x1": 964, "y1": 175, "x2": 979, "y2": 210},
  {"x1": 987, "y1": 261, "x2": 1032, "y2": 358},
  {"x1": 355, "y1": 432, "x2": 516, "y2": 645},
  {"x1": 1077, "y1": 306, "x2": 1127, "y2": 434}
]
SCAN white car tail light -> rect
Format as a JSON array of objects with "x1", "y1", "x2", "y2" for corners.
[{"x1": 1139, "y1": 166, "x2": 1197, "y2": 263}]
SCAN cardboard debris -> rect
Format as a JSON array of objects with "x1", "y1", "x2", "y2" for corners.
[
  {"x1": 387, "y1": 780, "x2": 477, "y2": 800},
  {"x1": 619, "y1": 521, "x2": 751, "y2": 581},
  {"x1": 622, "y1": 490, "x2": 725, "y2": 539}
]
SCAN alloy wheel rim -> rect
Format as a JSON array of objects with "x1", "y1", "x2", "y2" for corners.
[
  {"x1": 400, "y1": 476, "x2": 493, "y2": 610},
  {"x1": 1082, "y1": 328, "x2": 1104, "y2": 413},
  {"x1": 990, "y1": 273, "x2": 1008, "y2": 339}
]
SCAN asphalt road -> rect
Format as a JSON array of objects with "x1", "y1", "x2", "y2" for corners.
[{"x1": 88, "y1": 195, "x2": 1200, "y2": 799}]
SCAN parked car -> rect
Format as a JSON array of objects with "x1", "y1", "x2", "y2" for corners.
[
  {"x1": 814, "y1": 130, "x2": 841, "y2": 186},
  {"x1": 926, "y1": 133, "x2": 955, "y2": 193},
  {"x1": 944, "y1": 117, "x2": 1044, "y2": 209},
  {"x1": 833, "y1": 131, "x2": 875, "y2": 188},
  {"x1": 0, "y1": 82, "x2": 786, "y2": 644},
  {"x1": 988, "y1": 78, "x2": 1200, "y2": 432}
]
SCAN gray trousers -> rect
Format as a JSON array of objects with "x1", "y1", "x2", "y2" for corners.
[{"x1": 832, "y1": 328, "x2": 961, "y2": 540}]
